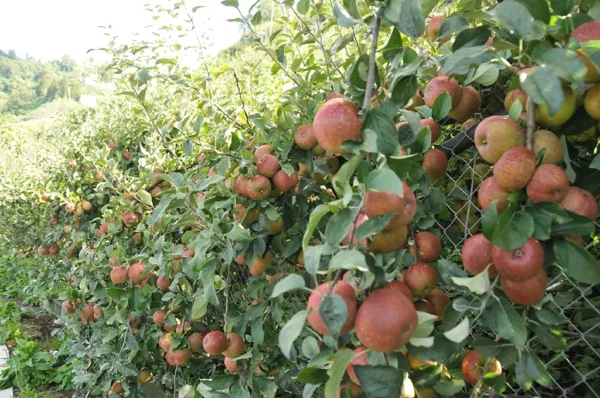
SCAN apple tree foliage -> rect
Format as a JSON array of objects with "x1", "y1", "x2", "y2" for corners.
[{"x1": 1, "y1": 0, "x2": 600, "y2": 397}]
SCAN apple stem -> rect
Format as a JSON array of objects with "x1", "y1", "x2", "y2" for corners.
[
  {"x1": 409, "y1": 223, "x2": 419, "y2": 263},
  {"x1": 361, "y1": 16, "x2": 381, "y2": 117},
  {"x1": 525, "y1": 97, "x2": 536, "y2": 150}
]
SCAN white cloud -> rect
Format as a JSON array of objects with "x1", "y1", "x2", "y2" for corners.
[{"x1": 0, "y1": 0, "x2": 253, "y2": 62}]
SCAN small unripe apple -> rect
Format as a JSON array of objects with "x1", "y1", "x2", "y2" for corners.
[
  {"x1": 273, "y1": 169, "x2": 299, "y2": 192},
  {"x1": 424, "y1": 76, "x2": 462, "y2": 108},
  {"x1": 307, "y1": 281, "x2": 357, "y2": 336},
  {"x1": 246, "y1": 176, "x2": 270, "y2": 200},
  {"x1": 294, "y1": 125, "x2": 318, "y2": 149},
  {"x1": 203, "y1": 330, "x2": 228, "y2": 355},
  {"x1": 313, "y1": 98, "x2": 362, "y2": 154}
]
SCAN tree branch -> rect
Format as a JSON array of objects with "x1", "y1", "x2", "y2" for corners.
[
  {"x1": 232, "y1": 70, "x2": 251, "y2": 127},
  {"x1": 361, "y1": 17, "x2": 381, "y2": 115},
  {"x1": 525, "y1": 97, "x2": 536, "y2": 150}
]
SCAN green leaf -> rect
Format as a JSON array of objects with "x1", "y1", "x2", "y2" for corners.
[
  {"x1": 437, "y1": 16, "x2": 469, "y2": 40},
  {"x1": 319, "y1": 295, "x2": 349, "y2": 337},
  {"x1": 304, "y1": 384, "x2": 320, "y2": 398},
  {"x1": 413, "y1": 311, "x2": 438, "y2": 338},
  {"x1": 554, "y1": 238, "x2": 600, "y2": 285},
  {"x1": 333, "y1": 0, "x2": 361, "y2": 27},
  {"x1": 531, "y1": 323, "x2": 567, "y2": 351},
  {"x1": 443, "y1": 317, "x2": 470, "y2": 343},
  {"x1": 550, "y1": 0, "x2": 576, "y2": 15},
  {"x1": 420, "y1": 0, "x2": 443, "y2": 17},
  {"x1": 551, "y1": 210, "x2": 595, "y2": 235},
  {"x1": 452, "y1": 26, "x2": 491, "y2": 51},
  {"x1": 533, "y1": 48, "x2": 586, "y2": 88},
  {"x1": 193, "y1": 115, "x2": 205, "y2": 133},
  {"x1": 183, "y1": 139, "x2": 193, "y2": 157},
  {"x1": 226, "y1": 224, "x2": 253, "y2": 243},
  {"x1": 296, "y1": 366, "x2": 329, "y2": 384},
  {"x1": 521, "y1": 66, "x2": 563, "y2": 117},
  {"x1": 137, "y1": 68, "x2": 150, "y2": 83},
  {"x1": 535, "y1": 307, "x2": 568, "y2": 325},
  {"x1": 559, "y1": 135, "x2": 577, "y2": 183},
  {"x1": 251, "y1": 317, "x2": 264, "y2": 345},
  {"x1": 382, "y1": 28, "x2": 404, "y2": 62},
  {"x1": 136, "y1": 189, "x2": 153, "y2": 207},
  {"x1": 442, "y1": 45, "x2": 493, "y2": 75},
  {"x1": 328, "y1": 249, "x2": 368, "y2": 272},
  {"x1": 492, "y1": 0, "x2": 533, "y2": 39},
  {"x1": 490, "y1": 296, "x2": 527, "y2": 349},
  {"x1": 465, "y1": 64, "x2": 500, "y2": 86},
  {"x1": 527, "y1": 207, "x2": 553, "y2": 241},
  {"x1": 451, "y1": 268, "x2": 490, "y2": 294},
  {"x1": 354, "y1": 366, "x2": 403, "y2": 398},
  {"x1": 590, "y1": 153, "x2": 600, "y2": 170},
  {"x1": 363, "y1": 109, "x2": 400, "y2": 157},
  {"x1": 398, "y1": 0, "x2": 426, "y2": 38},
  {"x1": 411, "y1": 363, "x2": 443, "y2": 385},
  {"x1": 383, "y1": 75, "x2": 418, "y2": 116},
  {"x1": 303, "y1": 204, "x2": 330, "y2": 249},
  {"x1": 431, "y1": 92, "x2": 452, "y2": 121},
  {"x1": 297, "y1": 0, "x2": 310, "y2": 14},
  {"x1": 355, "y1": 213, "x2": 395, "y2": 241},
  {"x1": 473, "y1": 337, "x2": 503, "y2": 357},
  {"x1": 434, "y1": 379, "x2": 465, "y2": 396},
  {"x1": 221, "y1": 0, "x2": 239, "y2": 7},
  {"x1": 332, "y1": 155, "x2": 361, "y2": 205},
  {"x1": 324, "y1": 350, "x2": 355, "y2": 398},
  {"x1": 366, "y1": 167, "x2": 403, "y2": 196},
  {"x1": 305, "y1": 245, "x2": 324, "y2": 276},
  {"x1": 509, "y1": 98, "x2": 523, "y2": 121},
  {"x1": 251, "y1": 10, "x2": 262, "y2": 25},
  {"x1": 279, "y1": 310, "x2": 307, "y2": 359},
  {"x1": 192, "y1": 294, "x2": 208, "y2": 319},
  {"x1": 301, "y1": 336, "x2": 320, "y2": 359},
  {"x1": 325, "y1": 208, "x2": 354, "y2": 246},
  {"x1": 516, "y1": 352, "x2": 552, "y2": 390},
  {"x1": 514, "y1": 0, "x2": 551, "y2": 24},
  {"x1": 481, "y1": 202, "x2": 499, "y2": 240},
  {"x1": 179, "y1": 385, "x2": 196, "y2": 398},
  {"x1": 271, "y1": 274, "x2": 306, "y2": 298},
  {"x1": 492, "y1": 210, "x2": 534, "y2": 250}
]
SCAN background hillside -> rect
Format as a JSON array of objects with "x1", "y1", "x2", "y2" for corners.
[{"x1": 0, "y1": 50, "x2": 113, "y2": 123}]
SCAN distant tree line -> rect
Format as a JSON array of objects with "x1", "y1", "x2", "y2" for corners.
[{"x1": 0, "y1": 50, "x2": 110, "y2": 117}]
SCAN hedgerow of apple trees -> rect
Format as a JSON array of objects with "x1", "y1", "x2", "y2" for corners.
[{"x1": 22, "y1": 0, "x2": 600, "y2": 397}]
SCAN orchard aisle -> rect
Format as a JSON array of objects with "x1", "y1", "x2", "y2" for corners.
[{"x1": 0, "y1": 345, "x2": 12, "y2": 397}]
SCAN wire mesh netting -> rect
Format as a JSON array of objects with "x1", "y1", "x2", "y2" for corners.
[
  {"x1": 437, "y1": 86, "x2": 600, "y2": 397},
  {"x1": 277, "y1": 83, "x2": 600, "y2": 397}
]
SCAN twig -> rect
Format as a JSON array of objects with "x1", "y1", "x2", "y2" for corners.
[
  {"x1": 409, "y1": 223, "x2": 419, "y2": 263},
  {"x1": 525, "y1": 97, "x2": 536, "y2": 150},
  {"x1": 117, "y1": 59, "x2": 246, "y2": 131},
  {"x1": 288, "y1": 5, "x2": 332, "y2": 81},
  {"x1": 232, "y1": 70, "x2": 251, "y2": 127},
  {"x1": 128, "y1": 83, "x2": 179, "y2": 160},
  {"x1": 236, "y1": 8, "x2": 304, "y2": 88},
  {"x1": 181, "y1": 0, "x2": 213, "y2": 99},
  {"x1": 469, "y1": 356, "x2": 495, "y2": 398},
  {"x1": 224, "y1": 262, "x2": 231, "y2": 328},
  {"x1": 361, "y1": 17, "x2": 381, "y2": 115},
  {"x1": 325, "y1": 18, "x2": 381, "y2": 297}
]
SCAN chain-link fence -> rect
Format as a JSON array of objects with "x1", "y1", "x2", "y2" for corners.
[
  {"x1": 280, "y1": 83, "x2": 600, "y2": 397},
  {"x1": 439, "y1": 86, "x2": 600, "y2": 398}
]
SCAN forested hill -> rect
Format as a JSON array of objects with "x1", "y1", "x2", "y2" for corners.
[{"x1": 0, "y1": 50, "x2": 110, "y2": 121}]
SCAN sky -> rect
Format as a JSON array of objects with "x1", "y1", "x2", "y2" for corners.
[{"x1": 0, "y1": 0, "x2": 253, "y2": 63}]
